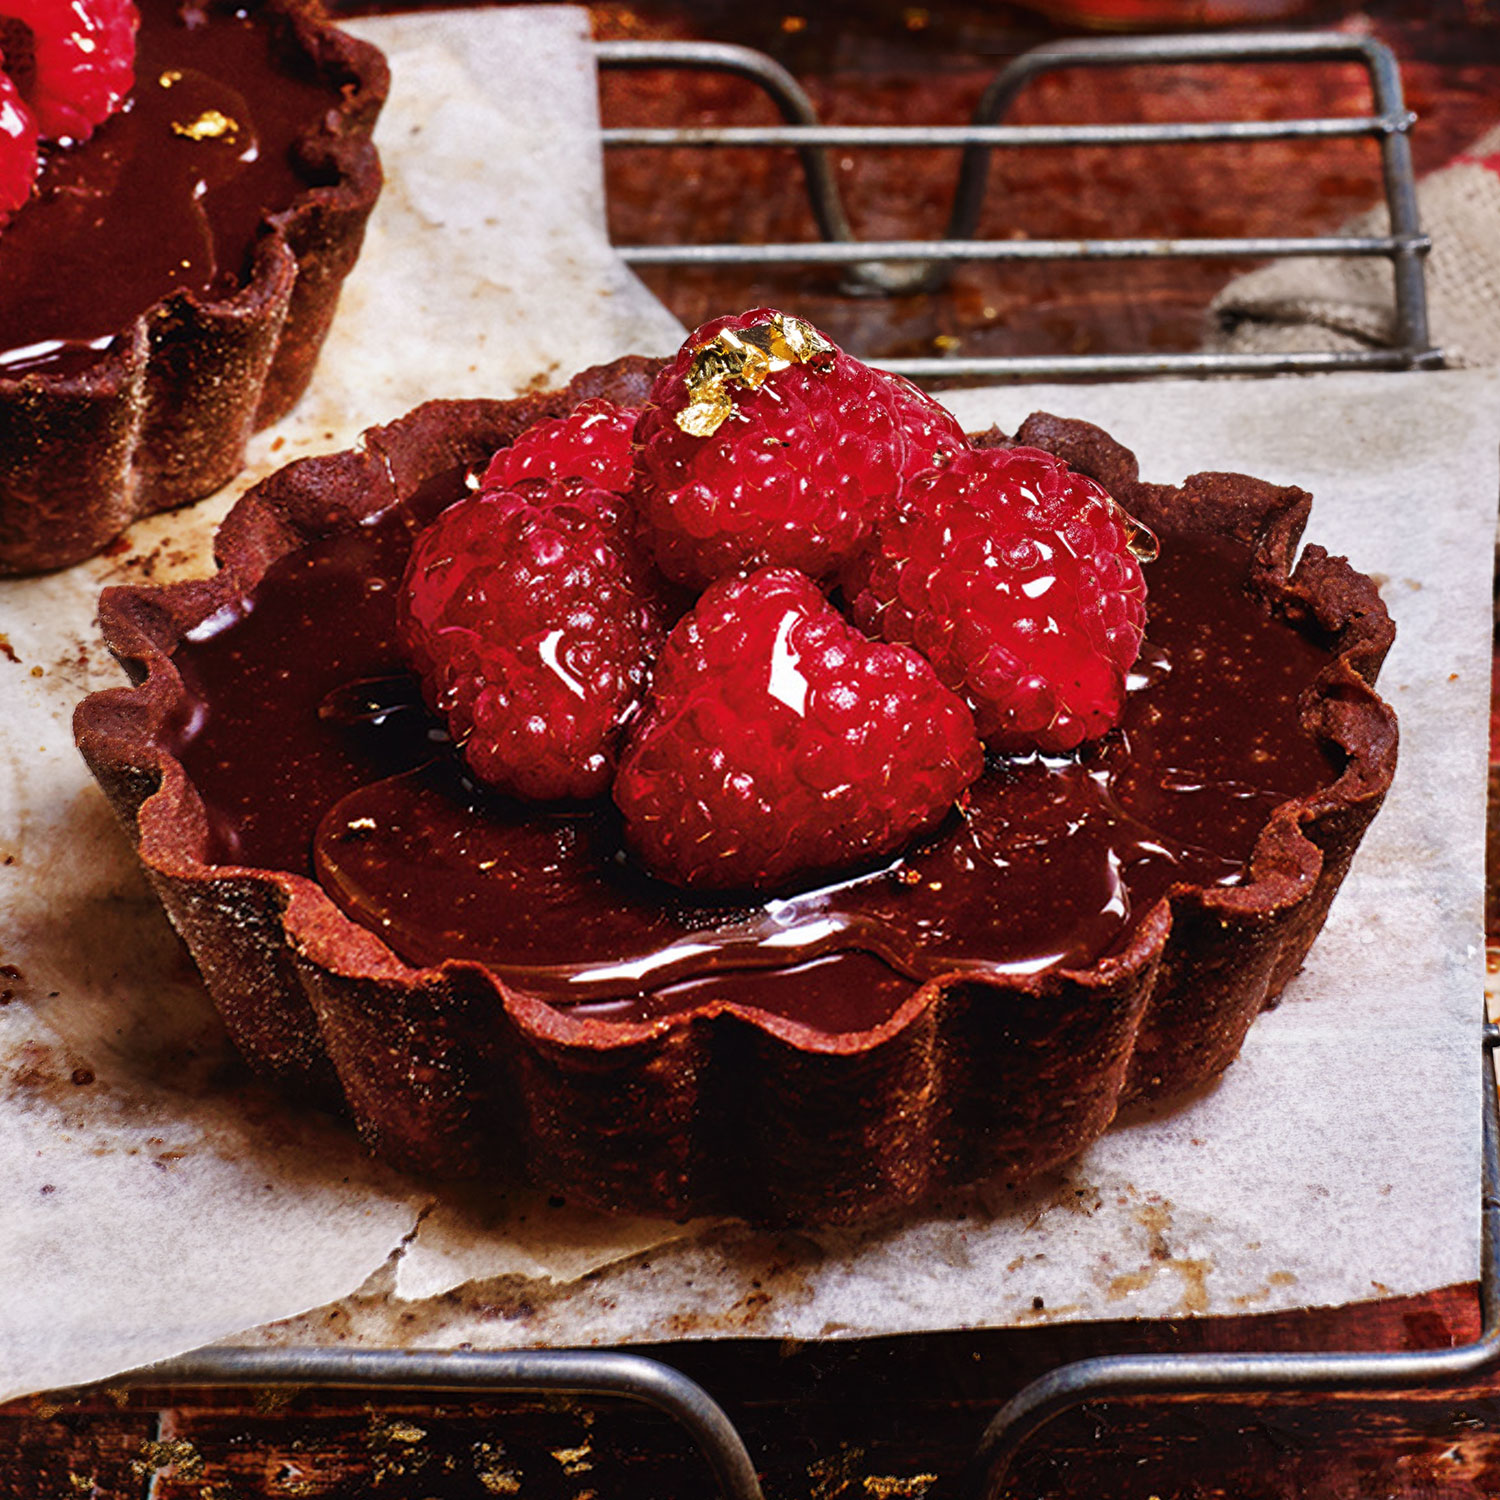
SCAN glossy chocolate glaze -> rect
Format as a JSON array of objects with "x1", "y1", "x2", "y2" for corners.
[
  {"x1": 172, "y1": 474, "x2": 1339, "y2": 1035},
  {"x1": 0, "y1": 0, "x2": 341, "y2": 379}
]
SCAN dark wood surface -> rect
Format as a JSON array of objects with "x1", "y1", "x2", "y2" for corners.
[
  {"x1": 8, "y1": 0, "x2": 1500, "y2": 1495},
  {"x1": 4, "y1": 1287, "x2": 1493, "y2": 1498}
]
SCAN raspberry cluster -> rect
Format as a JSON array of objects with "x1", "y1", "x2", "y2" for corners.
[
  {"x1": 0, "y1": 0, "x2": 138, "y2": 222},
  {"x1": 400, "y1": 309, "x2": 1148, "y2": 892}
]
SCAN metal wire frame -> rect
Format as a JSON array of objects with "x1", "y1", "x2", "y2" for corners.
[
  {"x1": 594, "y1": 31, "x2": 1440, "y2": 380},
  {"x1": 130, "y1": 1347, "x2": 767, "y2": 1500}
]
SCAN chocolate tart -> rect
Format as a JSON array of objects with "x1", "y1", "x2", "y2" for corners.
[
  {"x1": 73, "y1": 358, "x2": 1398, "y2": 1225},
  {"x1": 0, "y1": 0, "x2": 387, "y2": 576}
]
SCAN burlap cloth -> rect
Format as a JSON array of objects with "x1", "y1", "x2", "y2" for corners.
[{"x1": 1209, "y1": 124, "x2": 1500, "y2": 364}]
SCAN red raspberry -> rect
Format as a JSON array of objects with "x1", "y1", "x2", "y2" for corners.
[
  {"x1": 843, "y1": 447, "x2": 1147, "y2": 754},
  {"x1": 400, "y1": 480, "x2": 668, "y2": 803},
  {"x1": 633, "y1": 307, "x2": 967, "y2": 590},
  {"x1": 0, "y1": 0, "x2": 138, "y2": 145},
  {"x1": 614, "y1": 568, "x2": 983, "y2": 891},
  {"x1": 479, "y1": 398, "x2": 639, "y2": 494},
  {"x1": 0, "y1": 66, "x2": 37, "y2": 220}
]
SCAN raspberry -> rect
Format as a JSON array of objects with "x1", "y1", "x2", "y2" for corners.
[
  {"x1": 614, "y1": 567, "x2": 983, "y2": 891},
  {"x1": 0, "y1": 0, "x2": 138, "y2": 145},
  {"x1": 633, "y1": 308, "x2": 967, "y2": 590},
  {"x1": 843, "y1": 446, "x2": 1147, "y2": 754},
  {"x1": 479, "y1": 398, "x2": 639, "y2": 494},
  {"x1": 0, "y1": 66, "x2": 36, "y2": 220},
  {"x1": 400, "y1": 479, "x2": 668, "y2": 803}
]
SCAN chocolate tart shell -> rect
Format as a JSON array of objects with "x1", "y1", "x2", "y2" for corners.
[
  {"x1": 74, "y1": 359, "x2": 1398, "y2": 1225},
  {"x1": 0, "y1": 0, "x2": 388, "y2": 577}
]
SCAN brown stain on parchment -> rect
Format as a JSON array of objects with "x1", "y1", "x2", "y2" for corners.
[
  {"x1": 1232, "y1": 1268, "x2": 1300, "y2": 1309},
  {"x1": 41, "y1": 639, "x2": 108, "y2": 698},
  {"x1": 1023, "y1": 1173, "x2": 1104, "y2": 1231},
  {"x1": 1105, "y1": 1199, "x2": 1214, "y2": 1314},
  {"x1": 661, "y1": 1230, "x2": 825, "y2": 1338}
]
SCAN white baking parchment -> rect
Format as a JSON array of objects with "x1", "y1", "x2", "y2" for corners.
[{"x1": 0, "y1": 6, "x2": 1491, "y2": 1399}]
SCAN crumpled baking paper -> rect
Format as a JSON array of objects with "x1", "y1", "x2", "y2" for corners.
[{"x1": 0, "y1": 6, "x2": 1488, "y2": 1400}]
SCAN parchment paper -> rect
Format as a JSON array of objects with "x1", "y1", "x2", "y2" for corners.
[{"x1": 0, "y1": 6, "x2": 1489, "y2": 1399}]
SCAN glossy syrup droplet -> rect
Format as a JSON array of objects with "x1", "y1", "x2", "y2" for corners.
[
  {"x1": 318, "y1": 674, "x2": 426, "y2": 728},
  {"x1": 1126, "y1": 512, "x2": 1160, "y2": 564}
]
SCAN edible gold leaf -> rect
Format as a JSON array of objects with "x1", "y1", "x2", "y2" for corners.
[
  {"x1": 677, "y1": 389, "x2": 735, "y2": 439},
  {"x1": 674, "y1": 312, "x2": 836, "y2": 437},
  {"x1": 172, "y1": 109, "x2": 239, "y2": 142}
]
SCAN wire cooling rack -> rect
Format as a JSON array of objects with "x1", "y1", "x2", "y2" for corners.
[
  {"x1": 110, "y1": 29, "x2": 1486, "y2": 1500},
  {"x1": 596, "y1": 29, "x2": 1441, "y2": 379}
]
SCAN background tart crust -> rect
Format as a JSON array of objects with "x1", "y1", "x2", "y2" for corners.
[
  {"x1": 0, "y1": 0, "x2": 389, "y2": 576},
  {"x1": 73, "y1": 358, "x2": 1398, "y2": 1225}
]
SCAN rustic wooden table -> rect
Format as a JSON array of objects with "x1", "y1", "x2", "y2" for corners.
[{"x1": 6, "y1": 1, "x2": 1500, "y2": 1495}]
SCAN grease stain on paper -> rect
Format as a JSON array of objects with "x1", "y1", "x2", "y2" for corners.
[{"x1": 1103, "y1": 1200, "x2": 1214, "y2": 1314}]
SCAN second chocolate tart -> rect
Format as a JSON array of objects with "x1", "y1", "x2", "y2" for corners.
[{"x1": 0, "y1": 0, "x2": 387, "y2": 575}]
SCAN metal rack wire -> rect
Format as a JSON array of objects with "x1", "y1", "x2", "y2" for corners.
[
  {"x1": 965, "y1": 1022, "x2": 1500, "y2": 1498},
  {"x1": 596, "y1": 30, "x2": 1442, "y2": 379},
  {"x1": 110, "y1": 31, "x2": 1482, "y2": 1500}
]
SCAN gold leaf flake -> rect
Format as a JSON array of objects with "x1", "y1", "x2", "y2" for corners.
[
  {"x1": 674, "y1": 312, "x2": 835, "y2": 438},
  {"x1": 864, "y1": 1476, "x2": 939, "y2": 1498},
  {"x1": 131, "y1": 1439, "x2": 204, "y2": 1481},
  {"x1": 172, "y1": 109, "x2": 239, "y2": 142},
  {"x1": 551, "y1": 1443, "x2": 593, "y2": 1474}
]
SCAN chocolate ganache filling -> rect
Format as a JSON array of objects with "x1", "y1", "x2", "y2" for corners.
[
  {"x1": 0, "y1": 0, "x2": 346, "y2": 380},
  {"x1": 168, "y1": 461, "x2": 1341, "y2": 1037}
]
